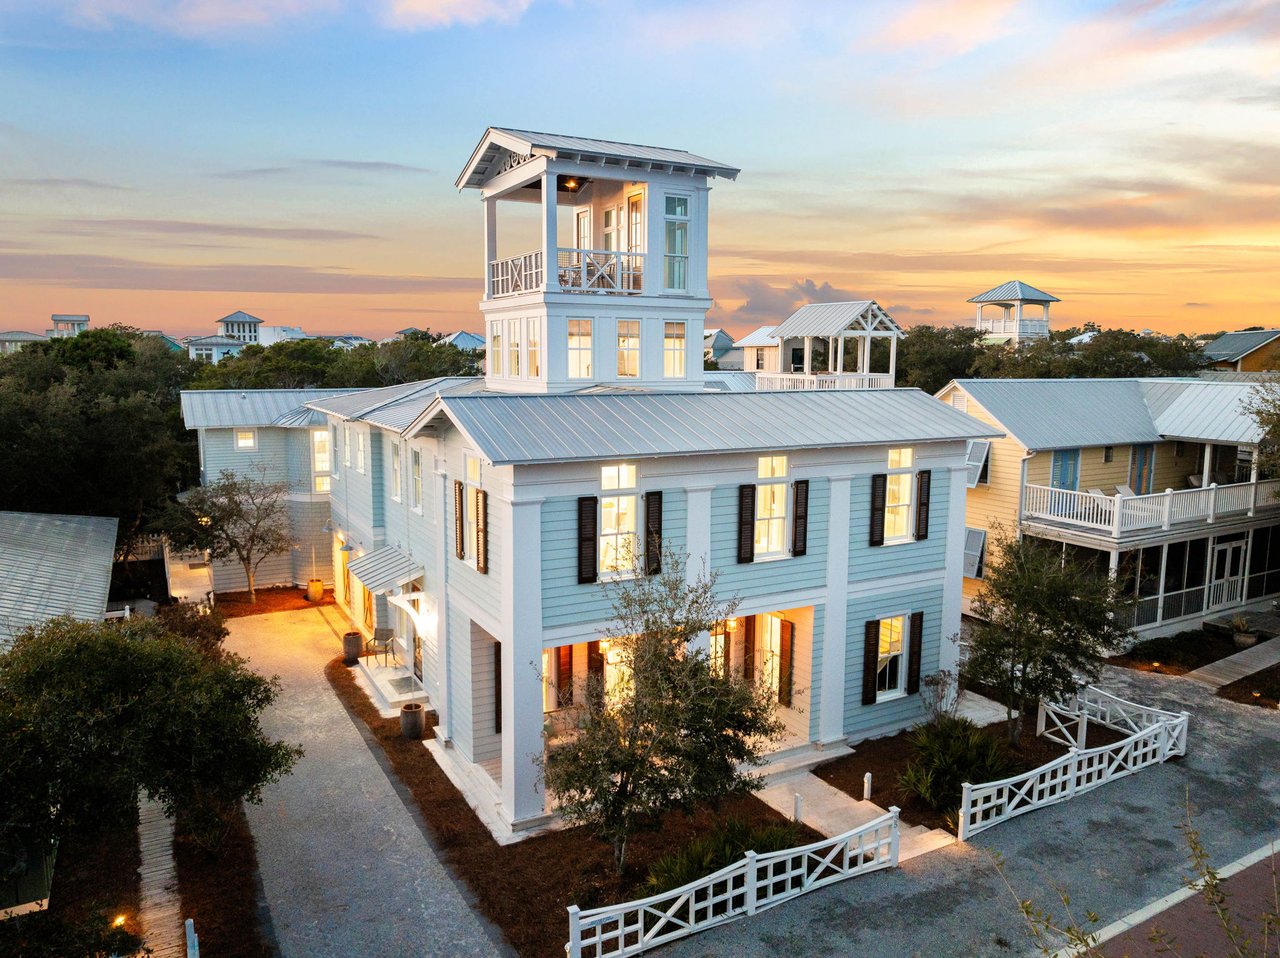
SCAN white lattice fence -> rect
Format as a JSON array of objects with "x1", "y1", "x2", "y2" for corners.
[
  {"x1": 566, "y1": 809, "x2": 900, "y2": 958},
  {"x1": 958, "y1": 687, "x2": 1188, "y2": 840}
]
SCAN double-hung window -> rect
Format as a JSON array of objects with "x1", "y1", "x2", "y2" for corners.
[
  {"x1": 312, "y1": 429, "x2": 332, "y2": 493},
  {"x1": 343, "y1": 426, "x2": 351, "y2": 467},
  {"x1": 490, "y1": 322, "x2": 503, "y2": 377},
  {"x1": 617, "y1": 320, "x2": 640, "y2": 378},
  {"x1": 628, "y1": 194, "x2": 644, "y2": 253},
  {"x1": 876, "y1": 615, "x2": 907, "y2": 697},
  {"x1": 391, "y1": 441, "x2": 402, "y2": 501},
  {"x1": 331, "y1": 425, "x2": 340, "y2": 478},
  {"x1": 235, "y1": 429, "x2": 256, "y2": 450},
  {"x1": 663, "y1": 321, "x2": 686, "y2": 378},
  {"x1": 664, "y1": 195, "x2": 689, "y2": 291},
  {"x1": 884, "y1": 448, "x2": 914, "y2": 541},
  {"x1": 356, "y1": 432, "x2": 365, "y2": 474},
  {"x1": 603, "y1": 207, "x2": 621, "y2": 252},
  {"x1": 568, "y1": 319, "x2": 592, "y2": 379},
  {"x1": 410, "y1": 449, "x2": 422, "y2": 511},
  {"x1": 754, "y1": 455, "x2": 789, "y2": 558},
  {"x1": 507, "y1": 318, "x2": 521, "y2": 378},
  {"x1": 464, "y1": 456, "x2": 481, "y2": 563},
  {"x1": 600, "y1": 463, "x2": 639, "y2": 575},
  {"x1": 527, "y1": 318, "x2": 541, "y2": 379}
]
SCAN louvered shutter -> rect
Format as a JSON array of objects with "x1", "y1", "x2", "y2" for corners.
[
  {"x1": 862, "y1": 620, "x2": 879, "y2": 706},
  {"x1": 965, "y1": 440, "x2": 991, "y2": 488},
  {"x1": 577, "y1": 496, "x2": 598, "y2": 584},
  {"x1": 453, "y1": 480, "x2": 465, "y2": 560},
  {"x1": 791, "y1": 480, "x2": 809, "y2": 557},
  {"x1": 742, "y1": 615, "x2": 756, "y2": 682},
  {"x1": 907, "y1": 611, "x2": 924, "y2": 695},
  {"x1": 915, "y1": 470, "x2": 932, "y2": 541},
  {"x1": 963, "y1": 528, "x2": 987, "y2": 579},
  {"x1": 737, "y1": 484, "x2": 756, "y2": 564},
  {"x1": 869, "y1": 474, "x2": 887, "y2": 547},
  {"x1": 644, "y1": 490, "x2": 663, "y2": 575},
  {"x1": 475, "y1": 489, "x2": 489, "y2": 574},
  {"x1": 778, "y1": 619, "x2": 794, "y2": 707}
]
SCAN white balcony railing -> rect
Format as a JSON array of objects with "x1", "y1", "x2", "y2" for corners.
[
  {"x1": 488, "y1": 250, "x2": 543, "y2": 297},
  {"x1": 1022, "y1": 478, "x2": 1280, "y2": 537},
  {"x1": 487, "y1": 248, "x2": 647, "y2": 298},
  {"x1": 977, "y1": 319, "x2": 1050, "y2": 336},
  {"x1": 755, "y1": 372, "x2": 894, "y2": 391}
]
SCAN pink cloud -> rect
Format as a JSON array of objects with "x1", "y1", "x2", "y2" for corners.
[{"x1": 869, "y1": 0, "x2": 1023, "y2": 55}]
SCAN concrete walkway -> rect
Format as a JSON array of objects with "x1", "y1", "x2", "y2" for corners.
[
  {"x1": 1185, "y1": 635, "x2": 1280, "y2": 688},
  {"x1": 225, "y1": 607, "x2": 511, "y2": 958}
]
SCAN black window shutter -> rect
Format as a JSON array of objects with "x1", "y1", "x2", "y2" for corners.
[
  {"x1": 791, "y1": 480, "x2": 809, "y2": 557},
  {"x1": 862, "y1": 620, "x2": 879, "y2": 706},
  {"x1": 907, "y1": 611, "x2": 924, "y2": 695},
  {"x1": 493, "y1": 640, "x2": 502, "y2": 734},
  {"x1": 577, "y1": 496, "x2": 598, "y2": 584},
  {"x1": 453, "y1": 480, "x2": 465, "y2": 560},
  {"x1": 475, "y1": 489, "x2": 489, "y2": 574},
  {"x1": 778, "y1": 619, "x2": 794, "y2": 707},
  {"x1": 869, "y1": 474, "x2": 887, "y2": 548},
  {"x1": 742, "y1": 615, "x2": 756, "y2": 682},
  {"x1": 737, "y1": 484, "x2": 756, "y2": 564},
  {"x1": 644, "y1": 490, "x2": 663, "y2": 575},
  {"x1": 556, "y1": 645, "x2": 573, "y2": 708},
  {"x1": 915, "y1": 470, "x2": 932, "y2": 541}
]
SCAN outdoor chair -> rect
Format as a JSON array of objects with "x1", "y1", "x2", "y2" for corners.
[
  {"x1": 1117, "y1": 484, "x2": 1137, "y2": 498},
  {"x1": 366, "y1": 628, "x2": 397, "y2": 668}
]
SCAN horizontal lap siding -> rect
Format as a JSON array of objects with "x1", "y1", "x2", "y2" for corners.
[
  {"x1": 808, "y1": 604, "x2": 825, "y2": 741},
  {"x1": 471, "y1": 626, "x2": 501, "y2": 764},
  {"x1": 541, "y1": 489, "x2": 688, "y2": 630},
  {"x1": 290, "y1": 500, "x2": 333, "y2": 584},
  {"x1": 848, "y1": 473, "x2": 949, "y2": 578},
  {"x1": 710, "y1": 480, "x2": 828, "y2": 597},
  {"x1": 447, "y1": 603, "x2": 475, "y2": 760},
  {"x1": 1152, "y1": 440, "x2": 1199, "y2": 492},
  {"x1": 843, "y1": 582, "x2": 944, "y2": 741},
  {"x1": 201, "y1": 428, "x2": 289, "y2": 485}
]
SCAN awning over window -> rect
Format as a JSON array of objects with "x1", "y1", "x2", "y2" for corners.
[
  {"x1": 965, "y1": 440, "x2": 991, "y2": 488},
  {"x1": 963, "y1": 528, "x2": 987, "y2": 579},
  {"x1": 346, "y1": 546, "x2": 423, "y2": 595}
]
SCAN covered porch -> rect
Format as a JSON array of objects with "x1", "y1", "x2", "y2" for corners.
[
  {"x1": 754, "y1": 300, "x2": 901, "y2": 391},
  {"x1": 344, "y1": 545, "x2": 433, "y2": 710}
]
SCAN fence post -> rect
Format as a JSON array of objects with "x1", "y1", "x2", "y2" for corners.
[
  {"x1": 958, "y1": 783, "x2": 972, "y2": 841},
  {"x1": 1075, "y1": 709, "x2": 1088, "y2": 750},
  {"x1": 744, "y1": 851, "x2": 759, "y2": 915},
  {"x1": 863, "y1": 772, "x2": 872, "y2": 801},
  {"x1": 1177, "y1": 712, "x2": 1190, "y2": 756},
  {"x1": 1162, "y1": 489, "x2": 1173, "y2": 530},
  {"x1": 1208, "y1": 483, "x2": 1218, "y2": 523},
  {"x1": 888, "y1": 806, "x2": 901, "y2": 865},
  {"x1": 793, "y1": 792, "x2": 803, "y2": 823},
  {"x1": 1156, "y1": 718, "x2": 1169, "y2": 762},
  {"x1": 1036, "y1": 701, "x2": 1047, "y2": 738},
  {"x1": 1066, "y1": 748, "x2": 1079, "y2": 798},
  {"x1": 1112, "y1": 493, "x2": 1124, "y2": 536},
  {"x1": 566, "y1": 906, "x2": 581, "y2": 958}
]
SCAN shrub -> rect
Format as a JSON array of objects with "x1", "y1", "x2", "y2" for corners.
[
  {"x1": 898, "y1": 716, "x2": 1019, "y2": 813},
  {"x1": 643, "y1": 818, "x2": 801, "y2": 894}
]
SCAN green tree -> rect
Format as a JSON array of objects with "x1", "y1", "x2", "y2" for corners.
[
  {"x1": 190, "y1": 338, "x2": 342, "y2": 389},
  {"x1": 167, "y1": 469, "x2": 293, "y2": 603},
  {"x1": 964, "y1": 530, "x2": 1131, "y2": 744},
  {"x1": 541, "y1": 548, "x2": 784, "y2": 873},
  {"x1": 1245, "y1": 378, "x2": 1280, "y2": 478},
  {"x1": 893, "y1": 324, "x2": 985, "y2": 393}
]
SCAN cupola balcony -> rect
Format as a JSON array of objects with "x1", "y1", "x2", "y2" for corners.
[{"x1": 488, "y1": 247, "x2": 645, "y2": 298}]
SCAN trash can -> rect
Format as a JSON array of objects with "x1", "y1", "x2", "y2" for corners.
[
  {"x1": 306, "y1": 578, "x2": 324, "y2": 602},
  {"x1": 401, "y1": 702, "x2": 425, "y2": 740},
  {"x1": 342, "y1": 631, "x2": 362, "y2": 666}
]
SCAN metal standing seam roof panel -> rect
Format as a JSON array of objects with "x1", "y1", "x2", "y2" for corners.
[
  {"x1": 734, "y1": 326, "x2": 779, "y2": 348},
  {"x1": 954, "y1": 379, "x2": 1163, "y2": 450},
  {"x1": 770, "y1": 302, "x2": 903, "y2": 340},
  {"x1": 181, "y1": 389, "x2": 361, "y2": 429},
  {"x1": 346, "y1": 546, "x2": 423, "y2": 594},
  {"x1": 1201, "y1": 329, "x2": 1280, "y2": 363},
  {"x1": 1145, "y1": 382, "x2": 1265, "y2": 445},
  {"x1": 305, "y1": 378, "x2": 482, "y2": 430},
  {"x1": 425, "y1": 389, "x2": 1000, "y2": 466},
  {"x1": 0, "y1": 511, "x2": 118, "y2": 647},
  {"x1": 967, "y1": 281, "x2": 1060, "y2": 304}
]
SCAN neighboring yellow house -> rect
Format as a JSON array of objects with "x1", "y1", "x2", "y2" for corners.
[
  {"x1": 1202, "y1": 329, "x2": 1280, "y2": 372},
  {"x1": 938, "y1": 377, "x2": 1280, "y2": 636}
]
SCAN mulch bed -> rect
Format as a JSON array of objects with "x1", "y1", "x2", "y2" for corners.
[
  {"x1": 216, "y1": 586, "x2": 335, "y2": 619},
  {"x1": 173, "y1": 806, "x2": 275, "y2": 958},
  {"x1": 46, "y1": 811, "x2": 144, "y2": 938},
  {"x1": 325, "y1": 658, "x2": 816, "y2": 958},
  {"x1": 1218, "y1": 661, "x2": 1280, "y2": 710},
  {"x1": 814, "y1": 716, "x2": 1127, "y2": 832},
  {"x1": 1107, "y1": 629, "x2": 1241, "y2": 676}
]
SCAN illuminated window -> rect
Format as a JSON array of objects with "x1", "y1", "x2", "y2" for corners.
[
  {"x1": 885, "y1": 447, "x2": 915, "y2": 542},
  {"x1": 314, "y1": 476, "x2": 331, "y2": 493},
  {"x1": 663, "y1": 321, "x2": 686, "y2": 378},
  {"x1": 617, "y1": 320, "x2": 640, "y2": 378},
  {"x1": 600, "y1": 463, "x2": 638, "y2": 575},
  {"x1": 410, "y1": 449, "x2": 422, "y2": 510},
  {"x1": 391, "y1": 441, "x2": 402, "y2": 501},
  {"x1": 568, "y1": 319, "x2": 592, "y2": 379},
  {"x1": 876, "y1": 615, "x2": 907, "y2": 696},
  {"x1": 507, "y1": 318, "x2": 521, "y2": 378},
  {"x1": 235, "y1": 429, "x2": 256, "y2": 450},
  {"x1": 490, "y1": 321, "x2": 503, "y2": 377},
  {"x1": 312, "y1": 430, "x2": 331, "y2": 493},
  {"x1": 464, "y1": 456, "x2": 481, "y2": 563},
  {"x1": 527, "y1": 318, "x2": 541, "y2": 379},
  {"x1": 331, "y1": 425, "x2": 339, "y2": 476},
  {"x1": 603, "y1": 206, "x2": 621, "y2": 252},
  {"x1": 754, "y1": 455, "x2": 789, "y2": 558},
  {"x1": 664, "y1": 195, "x2": 689, "y2": 291},
  {"x1": 356, "y1": 432, "x2": 365, "y2": 474},
  {"x1": 343, "y1": 426, "x2": 351, "y2": 466}
]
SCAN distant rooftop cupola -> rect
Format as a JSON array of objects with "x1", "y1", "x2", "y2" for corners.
[
  {"x1": 456, "y1": 127, "x2": 739, "y2": 394},
  {"x1": 217, "y1": 310, "x2": 264, "y2": 344},
  {"x1": 968, "y1": 281, "x2": 1059, "y2": 346}
]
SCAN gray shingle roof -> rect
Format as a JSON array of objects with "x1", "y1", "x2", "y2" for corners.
[
  {"x1": 771, "y1": 302, "x2": 902, "y2": 340},
  {"x1": 0, "y1": 511, "x2": 118, "y2": 647},
  {"x1": 417, "y1": 389, "x2": 999, "y2": 466},
  {"x1": 1201, "y1": 329, "x2": 1280, "y2": 363},
  {"x1": 967, "y1": 281, "x2": 1060, "y2": 304},
  {"x1": 181, "y1": 389, "x2": 361, "y2": 429}
]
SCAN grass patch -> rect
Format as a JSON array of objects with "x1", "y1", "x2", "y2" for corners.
[
  {"x1": 1107, "y1": 629, "x2": 1240, "y2": 675},
  {"x1": 1218, "y1": 661, "x2": 1280, "y2": 711},
  {"x1": 216, "y1": 586, "x2": 334, "y2": 619},
  {"x1": 324, "y1": 657, "x2": 816, "y2": 958},
  {"x1": 642, "y1": 819, "x2": 802, "y2": 895}
]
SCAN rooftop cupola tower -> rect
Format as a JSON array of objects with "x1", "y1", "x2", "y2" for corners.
[
  {"x1": 456, "y1": 127, "x2": 739, "y2": 393},
  {"x1": 968, "y1": 281, "x2": 1059, "y2": 346}
]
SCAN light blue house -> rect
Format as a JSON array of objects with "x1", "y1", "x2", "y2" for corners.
[{"x1": 297, "y1": 128, "x2": 997, "y2": 840}]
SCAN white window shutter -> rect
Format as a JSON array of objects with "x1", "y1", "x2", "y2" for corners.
[
  {"x1": 963, "y1": 527, "x2": 987, "y2": 578},
  {"x1": 964, "y1": 440, "x2": 991, "y2": 488}
]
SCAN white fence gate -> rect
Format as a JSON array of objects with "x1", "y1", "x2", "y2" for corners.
[
  {"x1": 566, "y1": 809, "x2": 900, "y2": 958},
  {"x1": 958, "y1": 687, "x2": 1189, "y2": 840}
]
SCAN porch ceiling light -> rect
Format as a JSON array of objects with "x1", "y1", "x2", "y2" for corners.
[
  {"x1": 558, "y1": 174, "x2": 587, "y2": 193},
  {"x1": 339, "y1": 543, "x2": 355, "y2": 553}
]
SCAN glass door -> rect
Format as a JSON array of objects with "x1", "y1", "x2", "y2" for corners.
[
  {"x1": 1130, "y1": 444, "x2": 1155, "y2": 495},
  {"x1": 1208, "y1": 540, "x2": 1246, "y2": 609}
]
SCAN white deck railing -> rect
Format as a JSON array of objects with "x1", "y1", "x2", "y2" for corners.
[
  {"x1": 958, "y1": 687, "x2": 1188, "y2": 840},
  {"x1": 488, "y1": 250, "x2": 544, "y2": 297},
  {"x1": 566, "y1": 809, "x2": 900, "y2": 958},
  {"x1": 555, "y1": 249, "x2": 644, "y2": 293},
  {"x1": 755, "y1": 372, "x2": 893, "y2": 391},
  {"x1": 1022, "y1": 478, "x2": 1280, "y2": 537}
]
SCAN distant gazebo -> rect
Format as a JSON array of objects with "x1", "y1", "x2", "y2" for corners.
[
  {"x1": 968, "y1": 281, "x2": 1059, "y2": 345},
  {"x1": 757, "y1": 301, "x2": 903, "y2": 390}
]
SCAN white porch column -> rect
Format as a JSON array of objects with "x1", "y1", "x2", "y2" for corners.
[
  {"x1": 859, "y1": 335, "x2": 869, "y2": 374},
  {"x1": 1202, "y1": 443, "x2": 1213, "y2": 487},
  {"x1": 482, "y1": 196, "x2": 497, "y2": 299},
  {"x1": 685, "y1": 485, "x2": 714, "y2": 656},
  {"x1": 803, "y1": 337, "x2": 813, "y2": 375},
  {"x1": 818, "y1": 476, "x2": 851, "y2": 745},
  {"x1": 836, "y1": 335, "x2": 845, "y2": 373},
  {"x1": 541, "y1": 171, "x2": 559, "y2": 293},
  {"x1": 887, "y1": 336, "x2": 898, "y2": 385},
  {"x1": 502, "y1": 495, "x2": 546, "y2": 825},
  {"x1": 1250, "y1": 446, "x2": 1260, "y2": 516},
  {"x1": 939, "y1": 467, "x2": 967, "y2": 682},
  {"x1": 432, "y1": 464, "x2": 454, "y2": 743}
]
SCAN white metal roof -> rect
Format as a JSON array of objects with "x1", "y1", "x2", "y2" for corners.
[
  {"x1": 217, "y1": 310, "x2": 263, "y2": 325},
  {"x1": 306, "y1": 378, "x2": 481, "y2": 431},
  {"x1": 967, "y1": 281, "x2": 1060, "y2": 304},
  {"x1": 735, "y1": 326, "x2": 779, "y2": 348},
  {"x1": 1142, "y1": 381, "x2": 1264, "y2": 445},
  {"x1": 456, "y1": 127, "x2": 739, "y2": 189},
  {"x1": 770, "y1": 302, "x2": 903, "y2": 340},
  {"x1": 347, "y1": 545, "x2": 422, "y2": 595},
  {"x1": 443, "y1": 331, "x2": 485, "y2": 351},
  {"x1": 181, "y1": 389, "x2": 360, "y2": 429},
  {"x1": 1201, "y1": 329, "x2": 1280, "y2": 363},
  {"x1": 413, "y1": 389, "x2": 998, "y2": 466},
  {"x1": 0, "y1": 330, "x2": 46, "y2": 342},
  {"x1": 0, "y1": 511, "x2": 118, "y2": 648}
]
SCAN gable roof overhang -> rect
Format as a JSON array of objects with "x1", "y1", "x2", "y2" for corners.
[
  {"x1": 771, "y1": 301, "x2": 904, "y2": 340},
  {"x1": 967, "y1": 281, "x2": 1060, "y2": 304},
  {"x1": 1202, "y1": 329, "x2": 1280, "y2": 363}
]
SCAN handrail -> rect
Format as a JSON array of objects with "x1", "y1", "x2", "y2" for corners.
[{"x1": 1023, "y1": 478, "x2": 1280, "y2": 535}]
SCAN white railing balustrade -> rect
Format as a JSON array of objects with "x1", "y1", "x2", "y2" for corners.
[
  {"x1": 566, "y1": 809, "x2": 899, "y2": 958},
  {"x1": 556, "y1": 249, "x2": 644, "y2": 293},
  {"x1": 958, "y1": 686, "x2": 1188, "y2": 840},
  {"x1": 1022, "y1": 478, "x2": 1280, "y2": 536},
  {"x1": 755, "y1": 372, "x2": 894, "y2": 391},
  {"x1": 488, "y1": 250, "x2": 544, "y2": 297}
]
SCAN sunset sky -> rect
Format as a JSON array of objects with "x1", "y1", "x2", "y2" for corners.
[{"x1": 2, "y1": 0, "x2": 1278, "y2": 341}]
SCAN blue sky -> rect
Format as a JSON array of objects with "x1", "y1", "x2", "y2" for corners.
[{"x1": 2, "y1": 0, "x2": 1278, "y2": 338}]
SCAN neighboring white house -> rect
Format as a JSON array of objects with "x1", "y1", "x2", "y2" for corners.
[
  {"x1": 736, "y1": 325, "x2": 779, "y2": 371},
  {"x1": 739, "y1": 301, "x2": 903, "y2": 390},
  {"x1": 0, "y1": 330, "x2": 47, "y2": 356},
  {"x1": 704, "y1": 328, "x2": 742, "y2": 369},
  {"x1": 443, "y1": 330, "x2": 486, "y2": 352},
  {"x1": 969, "y1": 280, "x2": 1059, "y2": 345},
  {"x1": 185, "y1": 334, "x2": 246, "y2": 364},
  {"x1": 46, "y1": 314, "x2": 90, "y2": 339}
]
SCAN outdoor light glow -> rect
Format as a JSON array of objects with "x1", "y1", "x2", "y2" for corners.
[{"x1": 113, "y1": 914, "x2": 127, "y2": 927}]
